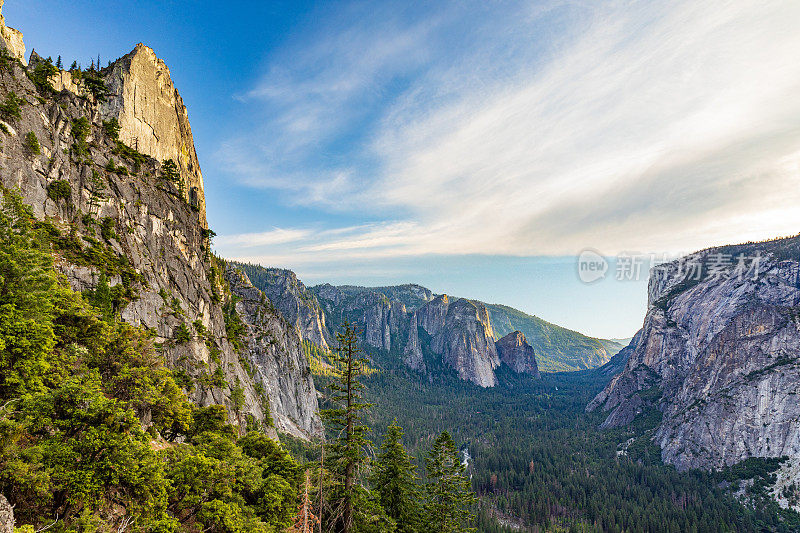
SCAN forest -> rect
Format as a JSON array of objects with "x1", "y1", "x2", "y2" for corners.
[{"x1": 349, "y1": 335, "x2": 800, "y2": 532}]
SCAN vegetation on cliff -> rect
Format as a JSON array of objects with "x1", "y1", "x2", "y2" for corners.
[{"x1": 0, "y1": 191, "x2": 302, "y2": 531}]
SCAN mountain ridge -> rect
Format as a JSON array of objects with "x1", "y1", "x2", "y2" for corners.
[{"x1": 588, "y1": 233, "x2": 800, "y2": 507}]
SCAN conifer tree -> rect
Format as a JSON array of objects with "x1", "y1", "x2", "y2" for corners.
[
  {"x1": 372, "y1": 421, "x2": 422, "y2": 533},
  {"x1": 321, "y1": 321, "x2": 373, "y2": 533},
  {"x1": 290, "y1": 470, "x2": 319, "y2": 533},
  {"x1": 424, "y1": 431, "x2": 477, "y2": 533}
]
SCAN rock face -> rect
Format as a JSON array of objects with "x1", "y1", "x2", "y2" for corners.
[
  {"x1": 225, "y1": 268, "x2": 322, "y2": 438},
  {"x1": 0, "y1": 1, "x2": 25, "y2": 65},
  {"x1": 314, "y1": 284, "x2": 400, "y2": 352},
  {"x1": 403, "y1": 311, "x2": 426, "y2": 372},
  {"x1": 314, "y1": 285, "x2": 507, "y2": 387},
  {"x1": 0, "y1": 495, "x2": 13, "y2": 533},
  {"x1": 427, "y1": 298, "x2": 500, "y2": 387},
  {"x1": 232, "y1": 263, "x2": 331, "y2": 351},
  {"x1": 0, "y1": 22, "x2": 319, "y2": 438},
  {"x1": 588, "y1": 235, "x2": 800, "y2": 472},
  {"x1": 488, "y1": 303, "x2": 622, "y2": 372},
  {"x1": 495, "y1": 331, "x2": 540, "y2": 376},
  {"x1": 100, "y1": 43, "x2": 206, "y2": 223}
]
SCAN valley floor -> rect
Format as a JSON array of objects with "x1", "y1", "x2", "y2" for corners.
[{"x1": 355, "y1": 362, "x2": 800, "y2": 532}]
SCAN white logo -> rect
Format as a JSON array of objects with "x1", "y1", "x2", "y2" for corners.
[{"x1": 577, "y1": 249, "x2": 608, "y2": 283}]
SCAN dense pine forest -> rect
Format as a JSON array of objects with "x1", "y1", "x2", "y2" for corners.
[{"x1": 348, "y1": 341, "x2": 800, "y2": 532}]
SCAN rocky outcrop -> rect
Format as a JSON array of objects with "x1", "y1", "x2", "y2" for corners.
[
  {"x1": 314, "y1": 285, "x2": 503, "y2": 386},
  {"x1": 588, "y1": 235, "x2": 800, "y2": 473},
  {"x1": 0, "y1": 1, "x2": 25, "y2": 65},
  {"x1": 0, "y1": 26, "x2": 319, "y2": 438},
  {"x1": 314, "y1": 284, "x2": 399, "y2": 352},
  {"x1": 312, "y1": 283, "x2": 573, "y2": 386},
  {"x1": 100, "y1": 44, "x2": 206, "y2": 223},
  {"x1": 0, "y1": 495, "x2": 12, "y2": 533},
  {"x1": 495, "y1": 331, "x2": 540, "y2": 376},
  {"x1": 233, "y1": 264, "x2": 331, "y2": 351},
  {"x1": 418, "y1": 294, "x2": 450, "y2": 338},
  {"x1": 225, "y1": 268, "x2": 322, "y2": 438},
  {"x1": 403, "y1": 311, "x2": 425, "y2": 372},
  {"x1": 488, "y1": 303, "x2": 622, "y2": 372},
  {"x1": 419, "y1": 297, "x2": 500, "y2": 387}
]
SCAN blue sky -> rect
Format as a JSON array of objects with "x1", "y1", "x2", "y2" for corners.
[{"x1": 9, "y1": 1, "x2": 800, "y2": 339}]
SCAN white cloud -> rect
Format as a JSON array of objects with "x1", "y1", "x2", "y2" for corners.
[
  {"x1": 219, "y1": 0, "x2": 800, "y2": 264},
  {"x1": 215, "y1": 228, "x2": 313, "y2": 248}
]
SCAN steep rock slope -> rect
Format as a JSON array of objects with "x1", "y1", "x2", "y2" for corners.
[
  {"x1": 313, "y1": 283, "x2": 619, "y2": 375},
  {"x1": 312, "y1": 284, "x2": 531, "y2": 387},
  {"x1": 0, "y1": 1, "x2": 23, "y2": 65},
  {"x1": 314, "y1": 283, "x2": 407, "y2": 353},
  {"x1": 232, "y1": 262, "x2": 331, "y2": 351},
  {"x1": 420, "y1": 296, "x2": 500, "y2": 387},
  {"x1": 588, "y1": 235, "x2": 800, "y2": 472},
  {"x1": 225, "y1": 267, "x2": 322, "y2": 438},
  {"x1": 99, "y1": 43, "x2": 206, "y2": 222},
  {"x1": 496, "y1": 331, "x2": 540, "y2": 376},
  {"x1": 0, "y1": 12, "x2": 320, "y2": 437}
]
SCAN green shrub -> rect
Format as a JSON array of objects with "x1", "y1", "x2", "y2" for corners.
[
  {"x1": 112, "y1": 140, "x2": 148, "y2": 174},
  {"x1": 0, "y1": 48, "x2": 18, "y2": 72},
  {"x1": 23, "y1": 131, "x2": 40, "y2": 155},
  {"x1": 47, "y1": 179, "x2": 71, "y2": 202},
  {"x1": 71, "y1": 116, "x2": 90, "y2": 142},
  {"x1": 71, "y1": 116, "x2": 91, "y2": 159},
  {"x1": 81, "y1": 71, "x2": 107, "y2": 102},
  {"x1": 27, "y1": 59, "x2": 58, "y2": 93},
  {"x1": 100, "y1": 216, "x2": 117, "y2": 241},
  {"x1": 104, "y1": 157, "x2": 130, "y2": 176},
  {"x1": 102, "y1": 117, "x2": 120, "y2": 140},
  {"x1": 0, "y1": 91, "x2": 24, "y2": 121},
  {"x1": 174, "y1": 322, "x2": 191, "y2": 344},
  {"x1": 223, "y1": 298, "x2": 246, "y2": 352}
]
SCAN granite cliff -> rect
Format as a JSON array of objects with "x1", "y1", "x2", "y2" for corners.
[
  {"x1": 0, "y1": 1, "x2": 23, "y2": 66},
  {"x1": 588, "y1": 235, "x2": 800, "y2": 480},
  {"x1": 232, "y1": 262, "x2": 331, "y2": 352},
  {"x1": 225, "y1": 267, "x2": 323, "y2": 438},
  {"x1": 496, "y1": 331, "x2": 540, "y2": 376},
  {"x1": 0, "y1": 8, "x2": 320, "y2": 438},
  {"x1": 310, "y1": 281, "x2": 617, "y2": 384}
]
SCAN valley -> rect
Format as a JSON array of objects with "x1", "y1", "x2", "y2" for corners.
[{"x1": 1, "y1": 3, "x2": 800, "y2": 532}]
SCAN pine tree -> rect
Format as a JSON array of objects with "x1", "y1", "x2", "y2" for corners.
[
  {"x1": 372, "y1": 421, "x2": 422, "y2": 533},
  {"x1": 290, "y1": 470, "x2": 319, "y2": 533},
  {"x1": 321, "y1": 321, "x2": 373, "y2": 533},
  {"x1": 424, "y1": 431, "x2": 477, "y2": 533},
  {"x1": 56, "y1": 55, "x2": 62, "y2": 70},
  {"x1": 161, "y1": 159, "x2": 184, "y2": 193}
]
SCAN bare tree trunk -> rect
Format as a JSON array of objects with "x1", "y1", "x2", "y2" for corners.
[
  {"x1": 343, "y1": 343, "x2": 354, "y2": 533},
  {"x1": 318, "y1": 441, "x2": 324, "y2": 533}
]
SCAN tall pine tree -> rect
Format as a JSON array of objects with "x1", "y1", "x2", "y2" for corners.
[
  {"x1": 321, "y1": 322, "x2": 374, "y2": 533},
  {"x1": 372, "y1": 421, "x2": 422, "y2": 533},
  {"x1": 424, "y1": 431, "x2": 477, "y2": 533}
]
